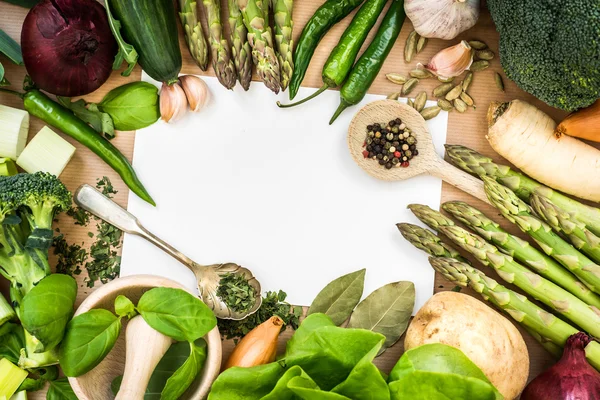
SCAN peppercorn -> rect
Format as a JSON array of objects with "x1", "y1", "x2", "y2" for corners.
[
  {"x1": 385, "y1": 162, "x2": 393, "y2": 169},
  {"x1": 392, "y1": 126, "x2": 399, "y2": 134},
  {"x1": 389, "y1": 120, "x2": 396, "y2": 127},
  {"x1": 414, "y1": 150, "x2": 419, "y2": 156},
  {"x1": 362, "y1": 150, "x2": 369, "y2": 158},
  {"x1": 374, "y1": 145, "x2": 381, "y2": 152},
  {"x1": 367, "y1": 124, "x2": 373, "y2": 131},
  {"x1": 386, "y1": 133, "x2": 393, "y2": 141},
  {"x1": 383, "y1": 155, "x2": 389, "y2": 162},
  {"x1": 389, "y1": 146, "x2": 396, "y2": 153},
  {"x1": 405, "y1": 150, "x2": 412, "y2": 158},
  {"x1": 376, "y1": 153, "x2": 383, "y2": 160},
  {"x1": 392, "y1": 157, "x2": 399, "y2": 165},
  {"x1": 395, "y1": 118, "x2": 401, "y2": 124},
  {"x1": 369, "y1": 152, "x2": 375, "y2": 158},
  {"x1": 403, "y1": 156, "x2": 408, "y2": 161},
  {"x1": 384, "y1": 142, "x2": 391, "y2": 150},
  {"x1": 375, "y1": 131, "x2": 381, "y2": 138},
  {"x1": 403, "y1": 132, "x2": 410, "y2": 138},
  {"x1": 379, "y1": 159, "x2": 385, "y2": 165},
  {"x1": 406, "y1": 136, "x2": 415, "y2": 145},
  {"x1": 402, "y1": 144, "x2": 409, "y2": 151},
  {"x1": 394, "y1": 151, "x2": 401, "y2": 158}
]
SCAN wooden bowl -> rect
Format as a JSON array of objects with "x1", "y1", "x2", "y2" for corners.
[{"x1": 68, "y1": 275, "x2": 222, "y2": 400}]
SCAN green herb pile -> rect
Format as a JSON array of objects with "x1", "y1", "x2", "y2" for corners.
[
  {"x1": 52, "y1": 176, "x2": 123, "y2": 287},
  {"x1": 217, "y1": 290, "x2": 301, "y2": 341},
  {"x1": 216, "y1": 273, "x2": 257, "y2": 314}
]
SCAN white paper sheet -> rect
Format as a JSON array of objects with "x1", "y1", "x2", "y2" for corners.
[{"x1": 120, "y1": 73, "x2": 448, "y2": 313}]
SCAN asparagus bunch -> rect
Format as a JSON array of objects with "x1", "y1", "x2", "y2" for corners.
[
  {"x1": 204, "y1": 0, "x2": 237, "y2": 89},
  {"x1": 531, "y1": 194, "x2": 600, "y2": 264},
  {"x1": 178, "y1": 0, "x2": 209, "y2": 71},
  {"x1": 228, "y1": 0, "x2": 253, "y2": 90},
  {"x1": 429, "y1": 257, "x2": 600, "y2": 370},
  {"x1": 238, "y1": 0, "x2": 281, "y2": 93},
  {"x1": 271, "y1": 0, "x2": 294, "y2": 91},
  {"x1": 483, "y1": 177, "x2": 600, "y2": 295},
  {"x1": 446, "y1": 144, "x2": 600, "y2": 236},
  {"x1": 407, "y1": 204, "x2": 600, "y2": 337},
  {"x1": 443, "y1": 201, "x2": 600, "y2": 308}
]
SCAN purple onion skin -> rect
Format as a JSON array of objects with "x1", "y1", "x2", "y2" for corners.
[
  {"x1": 522, "y1": 333, "x2": 600, "y2": 400},
  {"x1": 21, "y1": 0, "x2": 117, "y2": 97}
]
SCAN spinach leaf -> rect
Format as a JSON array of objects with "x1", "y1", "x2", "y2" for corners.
[
  {"x1": 308, "y1": 269, "x2": 365, "y2": 326},
  {"x1": 387, "y1": 344, "x2": 503, "y2": 400},
  {"x1": 114, "y1": 295, "x2": 137, "y2": 319},
  {"x1": 137, "y1": 288, "x2": 217, "y2": 342},
  {"x1": 347, "y1": 281, "x2": 414, "y2": 352},
  {"x1": 59, "y1": 309, "x2": 122, "y2": 377},
  {"x1": 261, "y1": 366, "x2": 310, "y2": 400},
  {"x1": 0, "y1": 323, "x2": 24, "y2": 364},
  {"x1": 161, "y1": 340, "x2": 207, "y2": 400},
  {"x1": 111, "y1": 339, "x2": 206, "y2": 399},
  {"x1": 288, "y1": 376, "x2": 349, "y2": 400},
  {"x1": 20, "y1": 274, "x2": 77, "y2": 351},
  {"x1": 208, "y1": 363, "x2": 285, "y2": 400},
  {"x1": 47, "y1": 378, "x2": 78, "y2": 400},
  {"x1": 98, "y1": 82, "x2": 160, "y2": 131}
]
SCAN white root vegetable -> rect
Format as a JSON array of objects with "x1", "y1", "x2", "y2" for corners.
[
  {"x1": 17, "y1": 126, "x2": 75, "y2": 177},
  {"x1": 405, "y1": 291, "x2": 529, "y2": 400},
  {"x1": 486, "y1": 100, "x2": 600, "y2": 202}
]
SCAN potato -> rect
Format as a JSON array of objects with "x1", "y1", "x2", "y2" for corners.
[{"x1": 405, "y1": 291, "x2": 529, "y2": 399}]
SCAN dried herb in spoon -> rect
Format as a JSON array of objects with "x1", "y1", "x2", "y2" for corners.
[{"x1": 216, "y1": 273, "x2": 257, "y2": 313}]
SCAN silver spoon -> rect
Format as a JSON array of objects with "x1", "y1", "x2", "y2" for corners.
[{"x1": 74, "y1": 184, "x2": 262, "y2": 320}]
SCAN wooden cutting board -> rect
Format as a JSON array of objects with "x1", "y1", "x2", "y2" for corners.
[{"x1": 3, "y1": 0, "x2": 595, "y2": 397}]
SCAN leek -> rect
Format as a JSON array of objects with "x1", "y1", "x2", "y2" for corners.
[
  {"x1": 16, "y1": 126, "x2": 75, "y2": 177},
  {"x1": 0, "y1": 293, "x2": 16, "y2": 327},
  {"x1": 9, "y1": 391, "x2": 26, "y2": 400},
  {"x1": 0, "y1": 105, "x2": 29, "y2": 160},
  {"x1": 0, "y1": 158, "x2": 17, "y2": 176},
  {"x1": 0, "y1": 359, "x2": 27, "y2": 400}
]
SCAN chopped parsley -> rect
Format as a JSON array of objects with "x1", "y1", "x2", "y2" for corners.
[{"x1": 216, "y1": 273, "x2": 257, "y2": 314}]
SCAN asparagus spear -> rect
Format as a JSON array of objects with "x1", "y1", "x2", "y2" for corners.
[
  {"x1": 407, "y1": 204, "x2": 455, "y2": 230},
  {"x1": 203, "y1": 0, "x2": 237, "y2": 89},
  {"x1": 429, "y1": 256, "x2": 600, "y2": 370},
  {"x1": 178, "y1": 0, "x2": 209, "y2": 71},
  {"x1": 531, "y1": 193, "x2": 600, "y2": 264},
  {"x1": 445, "y1": 144, "x2": 600, "y2": 236},
  {"x1": 271, "y1": 0, "x2": 294, "y2": 91},
  {"x1": 238, "y1": 0, "x2": 281, "y2": 93},
  {"x1": 484, "y1": 176, "x2": 600, "y2": 295},
  {"x1": 396, "y1": 223, "x2": 470, "y2": 263},
  {"x1": 228, "y1": 0, "x2": 253, "y2": 90},
  {"x1": 443, "y1": 201, "x2": 600, "y2": 309}
]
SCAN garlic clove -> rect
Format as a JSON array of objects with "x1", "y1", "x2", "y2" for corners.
[
  {"x1": 425, "y1": 40, "x2": 473, "y2": 79},
  {"x1": 160, "y1": 82, "x2": 188, "y2": 123},
  {"x1": 179, "y1": 75, "x2": 210, "y2": 113}
]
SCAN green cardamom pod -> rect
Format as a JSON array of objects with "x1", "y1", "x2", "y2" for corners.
[
  {"x1": 433, "y1": 83, "x2": 454, "y2": 98},
  {"x1": 437, "y1": 76, "x2": 454, "y2": 83},
  {"x1": 445, "y1": 85, "x2": 463, "y2": 101},
  {"x1": 475, "y1": 50, "x2": 495, "y2": 61},
  {"x1": 468, "y1": 40, "x2": 488, "y2": 50},
  {"x1": 387, "y1": 92, "x2": 400, "y2": 100},
  {"x1": 410, "y1": 68, "x2": 433, "y2": 79},
  {"x1": 454, "y1": 98, "x2": 468, "y2": 113},
  {"x1": 437, "y1": 99, "x2": 453, "y2": 111},
  {"x1": 421, "y1": 106, "x2": 441, "y2": 120},
  {"x1": 462, "y1": 72, "x2": 474, "y2": 91},
  {"x1": 386, "y1": 73, "x2": 407, "y2": 85},
  {"x1": 407, "y1": 98, "x2": 415, "y2": 108},
  {"x1": 470, "y1": 60, "x2": 490, "y2": 72},
  {"x1": 402, "y1": 78, "x2": 419, "y2": 95},
  {"x1": 414, "y1": 91, "x2": 427, "y2": 112},
  {"x1": 416, "y1": 36, "x2": 428, "y2": 53},
  {"x1": 495, "y1": 72, "x2": 505, "y2": 92},
  {"x1": 405, "y1": 31, "x2": 417, "y2": 63},
  {"x1": 460, "y1": 92, "x2": 474, "y2": 106}
]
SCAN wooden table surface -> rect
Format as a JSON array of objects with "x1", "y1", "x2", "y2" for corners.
[{"x1": 3, "y1": 0, "x2": 594, "y2": 397}]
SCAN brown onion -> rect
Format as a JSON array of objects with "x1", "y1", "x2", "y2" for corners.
[{"x1": 21, "y1": 0, "x2": 117, "y2": 96}]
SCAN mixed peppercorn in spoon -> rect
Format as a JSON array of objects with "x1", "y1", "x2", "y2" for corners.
[{"x1": 362, "y1": 117, "x2": 419, "y2": 169}]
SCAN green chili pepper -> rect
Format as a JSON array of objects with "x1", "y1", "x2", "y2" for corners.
[
  {"x1": 279, "y1": 0, "x2": 388, "y2": 108},
  {"x1": 330, "y1": 0, "x2": 406, "y2": 124},
  {"x1": 288, "y1": 0, "x2": 365, "y2": 100},
  {"x1": 23, "y1": 90, "x2": 155, "y2": 206}
]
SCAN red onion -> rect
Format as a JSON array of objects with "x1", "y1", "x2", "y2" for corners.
[
  {"x1": 21, "y1": 0, "x2": 117, "y2": 96},
  {"x1": 522, "y1": 333, "x2": 600, "y2": 400}
]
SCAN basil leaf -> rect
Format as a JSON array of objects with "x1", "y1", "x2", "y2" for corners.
[
  {"x1": 114, "y1": 295, "x2": 137, "y2": 319},
  {"x1": 47, "y1": 378, "x2": 78, "y2": 400},
  {"x1": 105, "y1": 0, "x2": 138, "y2": 76},
  {"x1": 59, "y1": 309, "x2": 122, "y2": 377},
  {"x1": 137, "y1": 288, "x2": 217, "y2": 342},
  {"x1": 20, "y1": 274, "x2": 77, "y2": 351},
  {"x1": 0, "y1": 28, "x2": 23, "y2": 65},
  {"x1": 347, "y1": 281, "x2": 415, "y2": 353},
  {"x1": 18, "y1": 365, "x2": 59, "y2": 391},
  {"x1": 161, "y1": 340, "x2": 207, "y2": 400},
  {"x1": 98, "y1": 82, "x2": 160, "y2": 131},
  {"x1": 57, "y1": 97, "x2": 115, "y2": 140},
  {"x1": 308, "y1": 269, "x2": 365, "y2": 326}
]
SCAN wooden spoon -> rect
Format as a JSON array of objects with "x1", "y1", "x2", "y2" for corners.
[
  {"x1": 74, "y1": 184, "x2": 262, "y2": 320},
  {"x1": 115, "y1": 315, "x2": 173, "y2": 400},
  {"x1": 347, "y1": 100, "x2": 489, "y2": 204}
]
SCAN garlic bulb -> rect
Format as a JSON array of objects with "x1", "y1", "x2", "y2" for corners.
[
  {"x1": 405, "y1": 0, "x2": 480, "y2": 40},
  {"x1": 425, "y1": 40, "x2": 473, "y2": 79}
]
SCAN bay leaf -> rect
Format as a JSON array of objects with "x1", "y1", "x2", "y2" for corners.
[
  {"x1": 308, "y1": 269, "x2": 366, "y2": 326},
  {"x1": 347, "y1": 281, "x2": 415, "y2": 353}
]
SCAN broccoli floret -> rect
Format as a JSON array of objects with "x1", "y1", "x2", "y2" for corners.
[{"x1": 487, "y1": 0, "x2": 600, "y2": 111}]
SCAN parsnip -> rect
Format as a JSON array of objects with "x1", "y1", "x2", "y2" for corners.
[{"x1": 487, "y1": 100, "x2": 600, "y2": 202}]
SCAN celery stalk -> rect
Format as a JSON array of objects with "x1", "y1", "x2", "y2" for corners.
[
  {"x1": 16, "y1": 126, "x2": 75, "y2": 177},
  {"x1": 0, "y1": 359, "x2": 27, "y2": 399},
  {"x1": 0, "y1": 158, "x2": 17, "y2": 176},
  {"x1": 0, "y1": 105, "x2": 29, "y2": 160},
  {"x1": 0, "y1": 293, "x2": 16, "y2": 327}
]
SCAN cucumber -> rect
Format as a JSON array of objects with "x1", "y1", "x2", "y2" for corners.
[{"x1": 107, "y1": 0, "x2": 182, "y2": 84}]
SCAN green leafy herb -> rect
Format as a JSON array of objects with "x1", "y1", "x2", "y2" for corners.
[
  {"x1": 85, "y1": 221, "x2": 122, "y2": 287},
  {"x1": 18, "y1": 365, "x2": 58, "y2": 391},
  {"x1": 96, "y1": 176, "x2": 118, "y2": 198},
  {"x1": 98, "y1": 82, "x2": 160, "y2": 131},
  {"x1": 216, "y1": 273, "x2": 257, "y2": 314},
  {"x1": 20, "y1": 274, "x2": 77, "y2": 351},
  {"x1": 0, "y1": 323, "x2": 24, "y2": 364},
  {"x1": 347, "y1": 281, "x2": 415, "y2": 353},
  {"x1": 59, "y1": 309, "x2": 122, "y2": 377},
  {"x1": 52, "y1": 232, "x2": 86, "y2": 276},
  {"x1": 65, "y1": 207, "x2": 90, "y2": 226},
  {"x1": 161, "y1": 340, "x2": 207, "y2": 400},
  {"x1": 105, "y1": 0, "x2": 138, "y2": 76},
  {"x1": 57, "y1": 97, "x2": 115, "y2": 140},
  {"x1": 114, "y1": 295, "x2": 137, "y2": 319},
  {"x1": 217, "y1": 290, "x2": 301, "y2": 341},
  {"x1": 47, "y1": 378, "x2": 78, "y2": 400},
  {"x1": 137, "y1": 287, "x2": 217, "y2": 342},
  {"x1": 308, "y1": 269, "x2": 365, "y2": 326}
]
